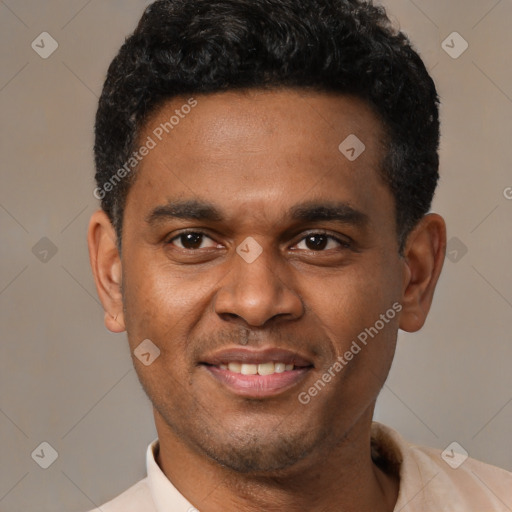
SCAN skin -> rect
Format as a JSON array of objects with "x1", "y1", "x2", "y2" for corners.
[{"x1": 88, "y1": 89, "x2": 446, "y2": 512}]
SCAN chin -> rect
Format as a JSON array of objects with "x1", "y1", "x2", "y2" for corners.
[
  {"x1": 203, "y1": 439, "x2": 312, "y2": 474},
  {"x1": 192, "y1": 421, "x2": 319, "y2": 474}
]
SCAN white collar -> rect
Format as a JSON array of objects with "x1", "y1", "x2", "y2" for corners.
[{"x1": 146, "y1": 439, "x2": 198, "y2": 511}]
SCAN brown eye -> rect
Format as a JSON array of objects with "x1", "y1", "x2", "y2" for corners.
[
  {"x1": 295, "y1": 233, "x2": 349, "y2": 252},
  {"x1": 304, "y1": 234, "x2": 329, "y2": 251},
  {"x1": 168, "y1": 232, "x2": 218, "y2": 250}
]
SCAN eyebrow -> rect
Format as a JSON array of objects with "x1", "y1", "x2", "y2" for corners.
[{"x1": 146, "y1": 199, "x2": 368, "y2": 227}]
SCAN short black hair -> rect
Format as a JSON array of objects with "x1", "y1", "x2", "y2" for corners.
[{"x1": 94, "y1": 0, "x2": 440, "y2": 251}]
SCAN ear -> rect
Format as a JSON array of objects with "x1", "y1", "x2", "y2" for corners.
[
  {"x1": 87, "y1": 210, "x2": 125, "y2": 333},
  {"x1": 399, "y1": 213, "x2": 446, "y2": 332}
]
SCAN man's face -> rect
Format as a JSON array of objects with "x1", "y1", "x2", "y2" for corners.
[{"x1": 120, "y1": 89, "x2": 406, "y2": 473}]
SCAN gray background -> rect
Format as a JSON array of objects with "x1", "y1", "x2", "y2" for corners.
[{"x1": 1, "y1": 0, "x2": 511, "y2": 510}]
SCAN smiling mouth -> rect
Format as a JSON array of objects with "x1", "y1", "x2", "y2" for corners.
[
  {"x1": 203, "y1": 361, "x2": 309, "y2": 376},
  {"x1": 200, "y1": 359, "x2": 314, "y2": 397},
  {"x1": 199, "y1": 347, "x2": 315, "y2": 397}
]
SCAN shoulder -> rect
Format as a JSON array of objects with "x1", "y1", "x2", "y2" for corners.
[
  {"x1": 371, "y1": 423, "x2": 512, "y2": 511},
  {"x1": 405, "y1": 442, "x2": 512, "y2": 510},
  {"x1": 86, "y1": 477, "x2": 156, "y2": 512}
]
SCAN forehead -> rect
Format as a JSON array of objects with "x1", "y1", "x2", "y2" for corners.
[
  {"x1": 142, "y1": 89, "x2": 385, "y2": 161},
  {"x1": 125, "y1": 89, "x2": 393, "y2": 231}
]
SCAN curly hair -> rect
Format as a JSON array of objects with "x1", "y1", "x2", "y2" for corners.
[{"x1": 94, "y1": 0, "x2": 440, "y2": 251}]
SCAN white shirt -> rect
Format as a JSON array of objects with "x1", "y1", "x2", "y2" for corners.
[{"x1": 88, "y1": 422, "x2": 512, "y2": 511}]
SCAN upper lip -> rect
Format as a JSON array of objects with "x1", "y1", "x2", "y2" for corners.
[{"x1": 200, "y1": 347, "x2": 314, "y2": 367}]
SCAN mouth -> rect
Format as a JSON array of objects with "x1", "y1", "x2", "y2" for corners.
[{"x1": 200, "y1": 347, "x2": 314, "y2": 398}]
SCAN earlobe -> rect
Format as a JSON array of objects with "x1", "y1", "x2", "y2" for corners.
[
  {"x1": 398, "y1": 213, "x2": 446, "y2": 333},
  {"x1": 104, "y1": 310, "x2": 126, "y2": 334},
  {"x1": 87, "y1": 210, "x2": 126, "y2": 333}
]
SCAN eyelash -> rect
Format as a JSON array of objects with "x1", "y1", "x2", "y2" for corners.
[{"x1": 166, "y1": 230, "x2": 352, "y2": 252}]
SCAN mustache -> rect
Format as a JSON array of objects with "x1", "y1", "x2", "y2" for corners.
[{"x1": 189, "y1": 325, "x2": 328, "y2": 362}]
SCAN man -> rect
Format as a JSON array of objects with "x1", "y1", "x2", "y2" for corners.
[{"x1": 87, "y1": 0, "x2": 512, "y2": 510}]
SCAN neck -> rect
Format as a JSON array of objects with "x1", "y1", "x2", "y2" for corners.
[{"x1": 154, "y1": 409, "x2": 399, "y2": 512}]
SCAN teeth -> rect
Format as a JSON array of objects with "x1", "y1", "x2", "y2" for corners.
[
  {"x1": 274, "y1": 362, "x2": 286, "y2": 373},
  {"x1": 241, "y1": 363, "x2": 258, "y2": 375},
  {"x1": 221, "y1": 361, "x2": 297, "y2": 375},
  {"x1": 228, "y1": 362, "x2": 241, "y2": 373},
  {"x1": 258, "y1": 362, "x2": 275, "y2": 375}
]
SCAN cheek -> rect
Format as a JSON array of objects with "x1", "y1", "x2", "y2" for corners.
[
  {"x1": 122, "y1": 260, "x2": 177, "y2": 347},
  {"x1": 307, "y1": 257, "x2": 402, "y2": 393},
  {"x1": 121, "y1": 266, "x2": 199, "y2": 397},
  {"x1": 316, "y1": 263, "x2": 399, "y2": 334},
  {"x1": 121, "y1": 255, "x2": 219, "y2": 354},
  {"x1": 309, "y1": 271, "x2": 400, "y2": 401}
]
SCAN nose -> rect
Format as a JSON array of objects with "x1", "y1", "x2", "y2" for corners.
[{"x1": 213, "y1": 242, "x2": 304, "y2": 327}]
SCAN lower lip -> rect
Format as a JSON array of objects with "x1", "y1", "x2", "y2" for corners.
[{"x1": 203, "y1": 365, "x2": 312, "y2": 398}]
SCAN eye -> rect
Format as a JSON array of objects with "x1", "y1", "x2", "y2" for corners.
[
  {"x1": 168, "y1": 231, "x2": 219, "y2": 250},
  {"x1": 166, "y1": 231, "x2": 351, "y2": 253},
  {"x1": 294, "y1": 233, "x2": 350, "y2": 252}
]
